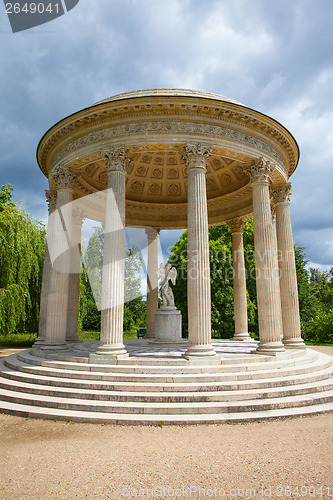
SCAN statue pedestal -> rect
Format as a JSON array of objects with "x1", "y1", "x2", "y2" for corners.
[{"x1": 150, "y1": 306, "x2": 184, "y2": 344}]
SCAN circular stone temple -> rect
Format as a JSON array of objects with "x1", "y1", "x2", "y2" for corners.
[{"x1": 35, "y1": 88, "x2": 305, "y2": 359}]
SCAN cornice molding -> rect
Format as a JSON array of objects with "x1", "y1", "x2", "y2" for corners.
[{"x1": 37, "y1": 98, "x2": 298, "y2": 177}]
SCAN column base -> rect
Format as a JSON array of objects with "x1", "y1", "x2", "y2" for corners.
[
  {"x1": 183, "y1": 344, "x2": 220, "y2": 364},
  {"x1": 232, "y1": 332, "x2": 251, "y2": 341},
  {"x1": 39, "y1": 341, "x2": 69, "y2": 351},
  {"x1": 91, "y1": 343, "x2": 129, "y2": 362},
  {"x1": 33, "y1": 337, "x2": 45, "y2": 347},
  {"x1": 66, "y1": 335, "x2": 81, "y2": 343},
  {"x1": 283, "y1": 337, "x2": 306, "y2": 349},
  {"x1": 256, "y1": 340, "x2": 285, "y2": 356}
]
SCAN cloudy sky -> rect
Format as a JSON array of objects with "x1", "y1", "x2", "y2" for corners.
[{"x1": 1, "y1": 0, "x2": 332, "y2": 270}]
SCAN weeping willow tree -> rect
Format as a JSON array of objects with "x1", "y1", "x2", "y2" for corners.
[{"x1": 0, "y1": 185, "x2": 45, "y2": 335}]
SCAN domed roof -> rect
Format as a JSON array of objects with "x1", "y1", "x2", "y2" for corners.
[{"x1": 94, "y1": 88, "x2": 243, "y2": 106}]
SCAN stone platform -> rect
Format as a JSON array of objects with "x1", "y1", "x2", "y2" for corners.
[
  {"x1": 0, "y1": 340, "x2": 332, "y2": 425},
  {"x1": 36, "y1": 339, "x2": 261, "y2": 363}
]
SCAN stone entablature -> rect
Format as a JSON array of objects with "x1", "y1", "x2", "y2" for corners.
[
  {"x1": 37, "y1": 90, "x2": 299, "y2": 229},
  {"x1": 38, "y1": 91, "x2": 298, "y2": 177},
  {"x1": 39, "y1": 91, "x2": 298, "y2": 186}
]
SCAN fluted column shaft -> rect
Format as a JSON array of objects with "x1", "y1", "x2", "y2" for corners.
[
  {"x1": 34, "y1": 190, "x2": 57, "y2": 346},
  {"x1": 273, "y1": 184, "x2": 305, "y2": 349},
  {"x1": 228, "y1": 218, "x2": 250, "y2": 340},
  {"x1": 145, "y1": 227, "x2": 159, "y2": 339},
  {"x1": 66, "y1": 210, "x2": 84, "y2": 343},
  {"x1": 246, "y1": 158, "x2": 285, "y2": 354},
  {"x1": 184, "y1": 144, "x2": 216, "y2": 359},
  {"x1": 43, "y1": 165, "x2": 77, "y2": 349},
  {"x1": 96, "y1": 147, "x2": 129, "y2": 358}
]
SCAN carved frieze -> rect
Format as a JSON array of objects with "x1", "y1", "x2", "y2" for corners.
[{"x1": 50, "y1": 121, "x2": 284, "y2": 170}]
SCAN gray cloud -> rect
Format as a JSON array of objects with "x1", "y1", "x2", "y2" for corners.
[{"x1": 0, "y1": 0, "x2": 332, "y2": 267}]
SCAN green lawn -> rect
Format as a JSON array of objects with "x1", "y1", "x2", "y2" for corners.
[
  {"x1": 0, "y1": 329, "x2": 138, "y2": 348},
  {"x1": 0, "y1": 332, "x2": 331, "y2": 348},
  {"x1": 0, "y1": 332, "x2": 37, "y2": 348}
]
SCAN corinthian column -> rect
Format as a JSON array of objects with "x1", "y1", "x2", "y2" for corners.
[
  {"x1": 34, "y1": 190, "x2": 57, "y2": 346},
  {"x1": 245, "y1": 158, "x2": 285, "y2": 354},
  {"x1": 272, "y1": 183, "x2": 305, "y2": 349},
  {"x1": 145, "y1": 227, "x2": 160, "y2": 339},
  {"x1": 66, "y1": 208, "x2": 85, "y2": 343},
  {"x1": 94, "y1": 146, "x2": 129, "y2": 359},
  {"x1": 183, "y1": 144, "x2": 217, "y2": 360},
  {"x1": 227, "y1": 217, "x2": 250, "y2": 341},
  {"x1": 42, "y1": 165, "x2": 78, "y2": 350}
]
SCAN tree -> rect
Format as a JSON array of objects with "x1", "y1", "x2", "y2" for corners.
[
  {"x1": 81, "y1": 226, "x2": 146, "y2": 333},
  {"x1": 0, "y1": 184, "x2": 45, "y2": 335},
  {"x1": 294, "y1": 246, "x2": 333, "y2": 343},
  {"x1": 169, "y1": 219, "x2": 257, "y2": 338},
  {"x1": 304, "y1": 267, "x2": 333, "y2": 343}
]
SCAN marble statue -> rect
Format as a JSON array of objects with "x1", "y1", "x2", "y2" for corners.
[{"x1": 156, "y1": 262, "x2": 177, "y2": 307}]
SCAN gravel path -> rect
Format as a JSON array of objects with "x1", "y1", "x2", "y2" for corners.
[{"x1": 0, "y1": 346, "x2": 332, "y2": 500}]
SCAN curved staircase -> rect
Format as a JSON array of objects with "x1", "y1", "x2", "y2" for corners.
[{"x1": 0, "y1": 341, "x2": 332, "y2": 425}]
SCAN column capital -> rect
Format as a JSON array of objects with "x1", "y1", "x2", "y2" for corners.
[
  {"x1": 227, "y1": 217, "x2": 247, "y2": 234},
  {"x1": 45, "y1": 190, "x2": 57, "y2": 214},
  {"x1": 183, "y1": 143, "x2": 212, "y2": 170},
  {"x1": 244, "y1": 157, "x2": 275, "y2": 184},
  {"x1": 103, "y1": 146, "x2": 130, "y2": 174},
  {"x1": 145, "y1": 226, "x2": 160, "y2": 244},
  {"x1": 271, "y1": 183, "x2": 292, "y2": 206},
  {"x1": 51, "y1": 164, "x2": 78, "y2": 190}
]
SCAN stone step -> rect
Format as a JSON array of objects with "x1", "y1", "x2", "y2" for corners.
[
  {"x1": 1, "y1": 374, "x2": 333, "y2": 403},
  {"x1": 18, "y1": 349, "x2": 319, "y2": 374},
  {"x1": 4, "y1": 354, "x2": 331, "y2": 386},
  {"x1": 1, "y1": 358, "x2": 332, "y2": 393},
  {"x1": 1, "y1": 386, "x2": 333, "y2": 415},
  {"x1": 1, "y1": 348, "x2": 332, "y2": 424},
  {"x1": 0, "y1": 398, "x2": 332, "y2": 425}
]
